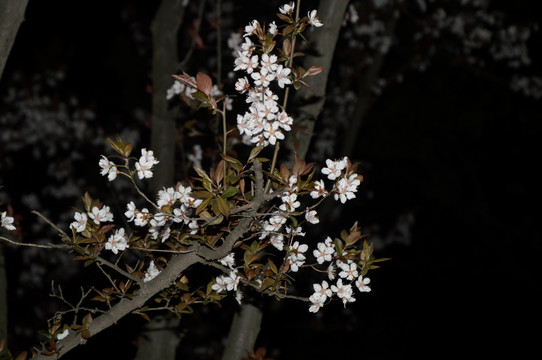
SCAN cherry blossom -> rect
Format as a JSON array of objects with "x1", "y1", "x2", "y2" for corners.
[
  {"x1": 135, "y1": 148, "x2": 159, "y2": 180},
  {"x1": 143, "y1": 260, "x2": 161, "y2": 282},
  {"x1": 99, "y1": 155, "x2": 117, "y2": 181},
  {"x1": 124, "y1": 201, "x2": 136, "y2": 222},
  {"x1": 105, "y1": 228, "x2": 129, "y2": 254},
  {"x1": 88, "y1": 205, "x2": 114, "y2": 225},
  {"x1": 310, "y1": 179, "x2": 327, "y2": 198},
  {"x1": 312, "y1": 280, "x2": 333, "y2": 302},
  {"x1": 219, "y1": 253, "x2": 236, "y2": 269},
  {"x1": 305, "y1": 210, "x2": 319, "y2": 224},
  {"x1": 331, "y1": 279, "x2": 356, "y2": 306},
  {"x1": 355, "y1": 275, "x2": 371, "y2": 293},
  {"x1": 279, "y1": 193, "x2": 301, "y2": 212},
  {"x1": 308, "y1": 293, "x2": 325, "y2": 313},
  {"x1": 275, "y1": 65, "x2": 292, "y2": 88},
  {"x1": 70, "y1": 212, "x2": 87, "y2": 233},
  {"x1": 1, "y1": 212, "x2": 16, "y2": 231},
  {"x1": 338, "y1": 260, "x2": 359, "y2": 280},
  {"x1": 307, "y1": 10, "x2": 324, "y2": 27},
  {"x1": 313, "y1": 241, "x2": 334, "y2": 264},
  {"x1": 279, "y1": 2, "x2": 294, "y2": 15},
  {"x1": 321, "y1": 158, "x2": 347, "y2": 180}
]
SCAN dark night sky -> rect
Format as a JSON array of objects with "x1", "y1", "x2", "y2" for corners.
[{"x1": 2, "y1": 0, "x2": 541, "y2": 359}]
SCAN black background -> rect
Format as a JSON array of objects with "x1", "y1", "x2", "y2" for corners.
[{"x1": 2, "y1": 0, "x2": 541, "y2": 358}]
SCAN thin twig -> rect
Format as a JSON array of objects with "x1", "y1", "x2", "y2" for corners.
[
  {"x1": 32, "y1": 210, "x2": 71, "y2": 240},
  {"x1": 0, "y1": 236, "x2": 67, "y2": 249}
]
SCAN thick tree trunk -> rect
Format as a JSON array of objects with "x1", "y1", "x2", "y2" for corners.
[
  {"x1": 221, "y1": 303, "x2": 263, "y2": 360},
  {"x1": 286, "y1": 0, "x2": 350, "y2": 164},
  {"x1": 135, "y1": 1, "x2": 185, "y2": 359},
  {"x1": 0, "y1": 0, "x2": 29, "y2": 81},
  {"x1": 149, "y1": 0, "x2": 185, "y2": 196},
  {"x1": 134, "y1": 315, "x2": 181, "y2": 360}
]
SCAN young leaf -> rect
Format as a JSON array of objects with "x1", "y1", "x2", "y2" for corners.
[
  {"x1": 196, "y1": 72, "x2": 213, "y2": 97},
  {"x1": 304, "y1": 65, "x2": 324, "y2": 77}
]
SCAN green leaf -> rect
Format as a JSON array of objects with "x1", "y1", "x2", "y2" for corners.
[
  {"x1": 248, "y1": 144, "x2": 264, "y2": 162},
  {"x1": 82, "y1": 192, "x2": 93, "y2": 212},
  {"x1": 216, "y1": 196, "x2": 230, "y2": 218},
  {"x1": 192, "y1": 90, "x2": 209, "y2": 103},
  {"x1": 221, "y1": 187, "x2": 239, "y2": 198},
  {"x1": 82, "y1": 313, "x2": 93, "y2": 329},
  {"x1": 268, "y1": 259, "x2": 278, "y2": 275},
  {"x1": 334, "y1": 238, "x2": 344, "y2": 256},
  {"x1": 276, "y1": 13, "x2": 292, "y2": 23},
  {"x1": 221, "y1": 153, "x2": 243, "y2": 166}
]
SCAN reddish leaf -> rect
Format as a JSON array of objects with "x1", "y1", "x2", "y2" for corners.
[
  {"x1": 304, "y1": 65, "x2": 324, "y2": 77},
  {"x1": 172, "y1": 72, "x2": 197, "y2": 89},
  {"x1": 196, "y1": 72, "x2": 213, "y2": 97}
]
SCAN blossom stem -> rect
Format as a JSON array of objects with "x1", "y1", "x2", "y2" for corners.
[{"x1": 222, "y1": 102, "x2": 228, "y2": 187}]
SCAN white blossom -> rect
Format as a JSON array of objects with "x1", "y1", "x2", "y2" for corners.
[
  {"x1": 88, "y1": 205, "x2": 113, "y2": 225},
  {"x1": 307, "y1": 10, "x2": 324, "y2": 27},
  {"x1": 124, "y1": 201, "x2": 136, "y2": 222},
  {"x1": 99, "y1": 155, "x2": 117, "y2": 181},
  {"x1": 313, "y1": 241, "x2": 334, "y2": 264},
  {"x1": 321, "y1": 158, "x2": 347, "y2": 180},
  {"x1": 305, "y1": 210, "x2": 319, "y2": 224},
  {"x1": 355, "y1": 275, "x2": 371, "y2": 292},
  {"x1": 312, "y1": 280, "x2": 333, "y2": 302},
  {"x1": 57, "y1": 329, "x2": 69, "y2": 340},
  {"x1": 70, "y1": 212, "x2": 87, "y2": 233},
  {"x1": 143, "y1": 260, "x2": 161, "y2": 282},
  {"x1": 275, "y1": 65, "x2": 292, "y2": 88},
  {"x1": 310, "y1": 180, "x2": 327, "y2": 198},
  {"x1": 0, "y1": 212, "x2": 15, "y2": 231},
  {"x1": 212, "y1": 275, "x2": 228, "y2": 293},
  {"x1": 105, "y1": 228, "x2": 129, "y2": 254},
  {"x1": 331, "y1": 279, "x2": 356, "y2": 306},
  {"x1": 279, "y1": 2, "x2": 295, "y2": 15},
  {"x1": 219, "y1": 253, "x2": 236, "y2": 269},
  {"x1": 308, "y1": 293, "x2": 325, "y2": 313},
  {"x1": 338, "y1": 261, "x2": 359, "y2": 280}
]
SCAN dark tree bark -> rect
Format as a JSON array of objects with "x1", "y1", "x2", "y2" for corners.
[
  {"x1": 221, "y1": 303, "x2": 263, "y2": 360},
  {"x1": 149, "y1": 0, "x2": 186, "y2": 196},
  {"x1": 286, "y1": 0, "x2": 350, "y2": 164},
  {"x1": 136, "y1": 2, "x2": 186, "y2": 359},
  {"x1": 0, "y1": 0, "x2": 29, "y2": 81}
]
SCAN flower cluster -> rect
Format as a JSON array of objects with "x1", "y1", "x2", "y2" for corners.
[
  {"x1": 70, "y1": 204, "x2": 114, "y2": 233},
  {"x1": 233, "y1": 3, "x2": 323, "y2": 147},
  {"x1": 135, "y1": 149, "x2": 159, "y2": 180},
  {"x1": 315, "y1": 157, "x2": 362, "y2": 204},
  {"x1": 308, "y1": 236, "x2": 372, "y2": 313}
]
